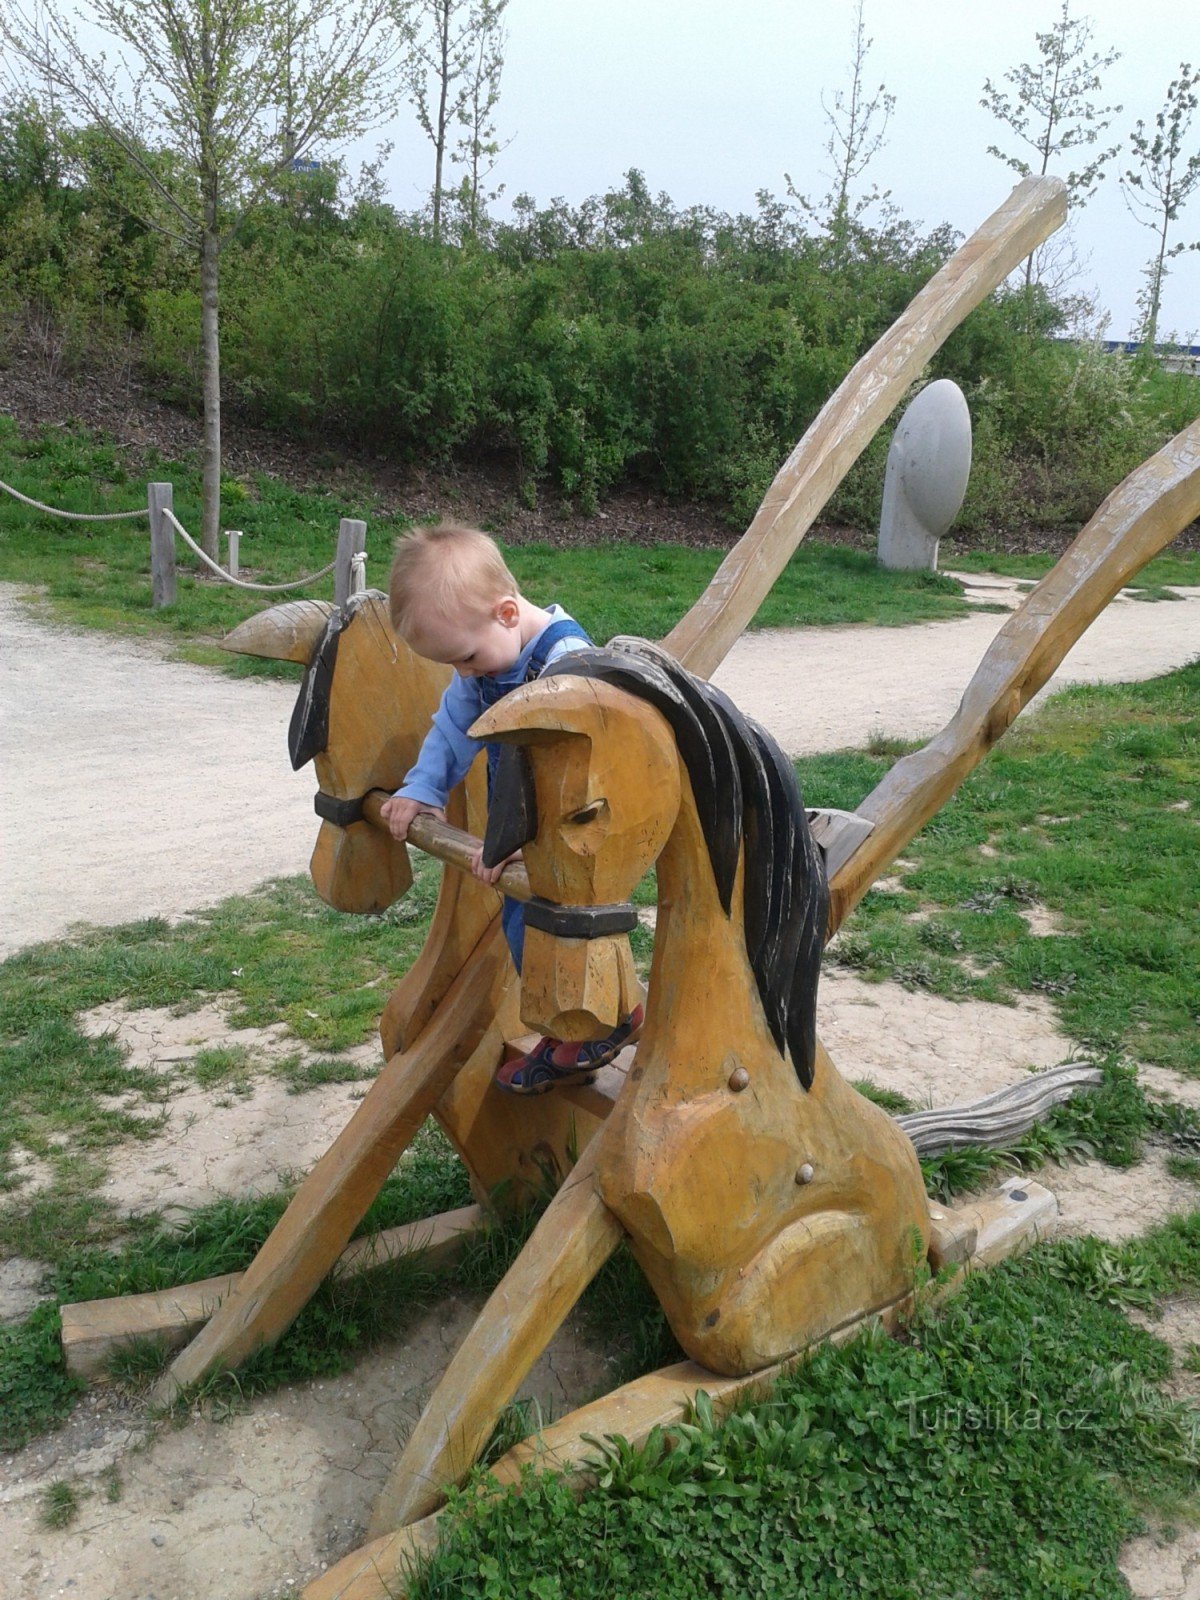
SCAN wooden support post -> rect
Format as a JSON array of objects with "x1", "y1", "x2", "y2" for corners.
[
  {"x1": 367, "y1": 1140, "x2": 623, "y2": 1535},
  {"x1": 151, "y1": 923, "x2": 507, "y2": 1403},
  {"x1": 226, "y1": 528, "x2": 242, "y2": 579},
  {"x1": 335, "y1": 517, "x2": 368, "y2": 608},
  {"x1": 148, "y1": 481, "x2": 175, "y2": 608}
]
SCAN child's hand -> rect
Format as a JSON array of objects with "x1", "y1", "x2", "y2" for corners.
[
  {"x1": 469, "y1": 845, "x2": 522, "y2": 887},
  {"x1": 379, "y1": 796, "x2": 445, "y2": 842}
]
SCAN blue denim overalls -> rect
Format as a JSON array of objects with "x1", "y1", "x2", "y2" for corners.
[{"x1": 476, "y1": 618, "x2": 593, "y2": 971}]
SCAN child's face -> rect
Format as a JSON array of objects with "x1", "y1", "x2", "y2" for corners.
[{"x1": 405, "y1": 597, "x2": 523, "y2": 678}]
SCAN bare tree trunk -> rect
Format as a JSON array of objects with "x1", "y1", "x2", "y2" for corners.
[
  {"x1": 432, "y1": 3, "x2": 450, "y2": 242},
  {"x1": 199, "y1": 222, "x2": 221, "y2": 560}
]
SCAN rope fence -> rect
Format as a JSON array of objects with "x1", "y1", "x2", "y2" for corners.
[
  {"x1": 0, "y1": 476, "x2": 149, "y2": 522},
  {"x1": 164, "y1": 508, "x2": 339, "y2": 594},
  {"x1": 0, "y1": 469, "x2": 368, "y2": 608}
]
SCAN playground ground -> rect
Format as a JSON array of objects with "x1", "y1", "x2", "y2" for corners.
[{"x1": 1, "y1": 579, "x2": 1199, "y2": 1598}]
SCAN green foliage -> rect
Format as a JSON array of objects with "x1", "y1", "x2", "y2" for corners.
[
  {"x1": 6, "y1": 130, "x2": 1197, "y2": 532},
  {"x1": 0, "y1": 1303, "x2": 83, "y2": 1450},
  {"x1": 412, "y1": 1235, "x2": 1200, "y2": 1599},
  {"x1": 41, "y1": 1479, "x2": 81, "y2": 1529}
]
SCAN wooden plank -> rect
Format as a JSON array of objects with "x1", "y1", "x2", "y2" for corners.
[
  {"x1": 61, "y1": 1206, "x2": 485, "y2": 1381},
  {"x1": 662, "y1": 177, "x2": 1067, "y2": 678},
  {"x1": 829, "y1": 415, "x2": 1200, "y2": 931},
  {"x1": 306, "y1": 1176, "x2": 1058, "y2": 1600},
  {"x1": 151, "y1": 923, "x2": 508, "y2": 1404},
  {"x1": 925, "y1": 1205, "x2": 978, "y2": 1272}
]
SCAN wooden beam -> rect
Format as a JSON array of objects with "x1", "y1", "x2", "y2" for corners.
[
  {"x1": 828, "y1": 414, "x2": 1200, "y2": 930},
  {"x1": 366, "y1": 1139, "x2": 623, "y2": 1536},
  {"x1": 151, "y1": 923, "x2": 508, "y2": 1404},
  {"x1": 662, "y1": 177, "x2": 1067, "y2": 678},
  {"x1": 360, "y1": 791, "x2": 533, "y2": 901},
  {"x1": 60, "y1": 1205, "x2": 485, "y2": 1381}
]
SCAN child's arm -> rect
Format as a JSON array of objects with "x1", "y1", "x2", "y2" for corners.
[{"x1": 383, "y1": 678, "x2": 483, "y2": 840}]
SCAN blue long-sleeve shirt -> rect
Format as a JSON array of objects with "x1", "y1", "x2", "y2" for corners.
[{"x1": 394, "y1": 605, "x2": 588, "y2": 807}]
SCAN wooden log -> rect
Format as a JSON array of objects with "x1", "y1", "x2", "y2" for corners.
[
  {"x1": 828, "y1": 414, "x2": 1200, "y2": 930},
  {"x1": 896, "y1": 1063, "x2": 1102, "y2": 1157},
  {"x1": 662, "y1": 177, "x2": 1067, "y2": 678},
  {"x1": 151, "y1": 923, "x2": 508, "y2": 1403},
  {"x1": 60, "y1": 1205, "x2": 485, "y2": 1381},
  {"x1": 309, "y1": 1176, "x2": 1058, "y2": 1600},
  {"x1": 335, "y1": 517, "x2": 368, "y2": 608},
  {"x1": 366, "y1": 1138, "x2": 623, "y2": 1536},
  {"x1": 148, "y1": 481, "x2": 175, "y2": 608}
]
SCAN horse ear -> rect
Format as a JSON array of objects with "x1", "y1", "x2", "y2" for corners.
[{"x1": 223, "y1": 600, "x2": 336, "y2": 666}]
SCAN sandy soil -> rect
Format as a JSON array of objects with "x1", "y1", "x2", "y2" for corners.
[
  {"x1": 3, "y1": 580, "x2": 1199, "y2": 1599},
  {"x1": 4, "y1": 576, "x2": 1199, "y2": 955}
]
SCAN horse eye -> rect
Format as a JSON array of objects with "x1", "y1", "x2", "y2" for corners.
[{"x1": 568, "y1": 801, "x2": 605, "y2": 826}]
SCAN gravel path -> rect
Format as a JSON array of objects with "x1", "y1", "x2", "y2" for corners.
[{"x1": 3, "y1": 576, "x2": 1198, "y2": 956}]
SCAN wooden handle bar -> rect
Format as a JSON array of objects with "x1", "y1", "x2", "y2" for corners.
[{"x1": 361, "y1": 790, "x2": 533, "y2": 901}]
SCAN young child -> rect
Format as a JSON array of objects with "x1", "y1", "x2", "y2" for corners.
[{"x1": 379, "y1": 521, "x2": 642, "y2": 1093}]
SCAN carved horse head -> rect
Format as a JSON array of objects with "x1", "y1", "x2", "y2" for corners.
[
  {"x1": 224, "y1": 591, "x2": 458, "y2": 914},
  {"x1": 475, "y1": 640, "x2": 828, "y2": 1085}
]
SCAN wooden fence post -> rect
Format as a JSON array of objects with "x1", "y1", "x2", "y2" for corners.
[
  {"x1": 335, "y1": 517, "x2": 367, "y2": 607},
  {"x1": 148, "y1": 482, "x2": 175, "y2": 608},
  {"x1": 226, "y1": 529, "x2": 242, "y2": 579}
]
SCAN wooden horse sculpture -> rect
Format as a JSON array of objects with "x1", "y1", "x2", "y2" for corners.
[
  {"x1": 476, "y1": 641, "x2": 929, "y2": 1377},
  {"x1": 61, "y1": 172, "x2": 1197, "y2": 1595}
]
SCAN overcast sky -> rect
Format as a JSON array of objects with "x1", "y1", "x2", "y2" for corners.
[{"x1": 369, "y1": 0, "x2": 1200, "y2": 342}]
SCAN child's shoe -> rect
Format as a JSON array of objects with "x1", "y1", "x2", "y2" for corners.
[{"x1": 494, "y1": 1004, "x2": 644, "y2": 1095}]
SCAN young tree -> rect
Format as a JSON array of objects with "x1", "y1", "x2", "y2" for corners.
[
  {"x1": 451, "y1": 2, "x2": 508, "y2": 238},
  {"x1": 981, "y1": 2, "x2": 1121, "y2": 292},
  {"x1": 1121, "y1": 64, "x2": 1200, "y2": 347},
  {"x1": 1, "y1": 0, "x2": 408, "y2": 557},
  {"x1": 786, "y1": 0, "x2": 895, "y2": 261},
  {"x1": 406, "y1": 0, "x2": 507, "y2": 243}
]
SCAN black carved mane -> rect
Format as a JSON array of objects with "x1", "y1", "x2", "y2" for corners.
[{"x1": 541, "y1": 641, "x2": 828, "y2": 1090}]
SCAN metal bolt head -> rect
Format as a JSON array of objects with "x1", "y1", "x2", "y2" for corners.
[
  {"x1": 728, "y1": 1066, "x2": 750, "y2": 1092},
  {"x1": 796, "y1": 1162, "x2": 815, "y2": 1185}
]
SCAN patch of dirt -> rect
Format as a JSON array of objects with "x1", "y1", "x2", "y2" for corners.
[
  {"x1": 0, "y1": 1299, "x2": 613, "y2": 1600},
  {"x1": 1121, "y1": 1530, "x2": 1200, "y2": 1600},
  {"x1": 817, "y1": 969, "x2": 1074, "y2": 1107},
  {"x1": 74, "y1": 1000, "x2": 378, "y2": 1220},
  {"x1": 1045, "y1": 1150, "x2": 1200, "y2": 1243},
  {"x1": 0, "y1": 1259, "x2": 49, "y2": 1326}
]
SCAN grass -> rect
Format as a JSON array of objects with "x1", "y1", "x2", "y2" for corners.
[
  {"x1": 0, "y1": 862, "x2": 442, "y2": 1260},
  {"x1": 943, "y1": 543, "x2": 1200, "y2": 589},
  {"x1": 0, "y1": 416, "x2": 975, "y2": 668},
  {"x1": 411, "y1": 1218, "x2": 1200, "y2": 1600},
  {"x1": 806, "y1": 660, "x2": 1200, "y2": 1077}
]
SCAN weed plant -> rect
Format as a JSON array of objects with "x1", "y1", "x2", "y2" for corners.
[{"x1": 412, "y1": 1219, "x2": 1200, "y2": 1599}]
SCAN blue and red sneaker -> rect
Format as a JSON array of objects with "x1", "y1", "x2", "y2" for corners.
[{"x1": 494, "y1": 1005, "x2": 644, "y2": 1095}]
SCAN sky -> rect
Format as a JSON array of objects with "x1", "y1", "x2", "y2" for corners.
[{"x1": 367, "y1": 0, "x2": 1200, "y2": 343}]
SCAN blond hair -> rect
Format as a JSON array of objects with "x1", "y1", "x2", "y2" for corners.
[{"x1": 388, "y1": 521, "x2": 519, "y2": 639}]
